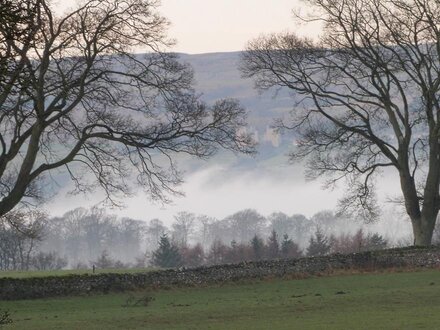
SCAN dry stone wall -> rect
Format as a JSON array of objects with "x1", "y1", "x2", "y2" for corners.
[{"x1": 1, "y1": 247, "x2": 440, "y2": 300}]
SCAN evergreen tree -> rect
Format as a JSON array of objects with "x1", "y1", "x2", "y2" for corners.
[
  {"x1": 281, "y1": 234, "x2": 302, "y2": 259},
  {"x1": 266, "y1": 230, "x2": 280, "y2": 259},
  {"x1": 307, "y1": 227, "x2": 331, "y2": 257},
  {"x1": 250, "y1": 235, "x2": 265, "y2": 261},
  {"x1": 93, "y1": 250, "x2": 115, "y2": 269},
  {"x1": 366, "y1": 233, "x2": 388, "y2": 251},
  {"x1": 151, "y1": 234, "x2": 182, "y2": 268}
]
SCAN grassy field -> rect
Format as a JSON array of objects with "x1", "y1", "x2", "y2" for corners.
[
  {"x1": 0, "y1": 268, "x2": 155, "y2": 278},
  {"x1": 1, "y1": 269, "x2": 439, "y2": 329}
]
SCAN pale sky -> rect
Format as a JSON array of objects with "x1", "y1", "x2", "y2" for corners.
[
  {"x1": 160, "y1": 0, "x2": 317, "y2": 53},
  {"x1": 55, "y1": 0, "x2": 320, "y2": 54}
]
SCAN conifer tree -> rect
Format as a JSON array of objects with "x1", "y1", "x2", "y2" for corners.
[
  {"x1": 307, "y1": 228, "x2": 331, "y2": 257},
  {"x1": 281, "y1": 234, "x2": 302, "y2": 259},
  {"x1": 250, "y1": 235, "x2": 264, "y2": 261},
  {"x1": 266, "y1": 230, "x2": 280, "y2": 259},
  {"x1": 151, "y1": 234, "x2": 181, "y2": 268}
]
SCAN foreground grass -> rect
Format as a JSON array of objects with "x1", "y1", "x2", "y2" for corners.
[
  {"x1": 0, "y1": 268, "x2": 155, "y2": 278},
  {"x1": 1, "y1": 270, "x2": 440, "y2": 329}
]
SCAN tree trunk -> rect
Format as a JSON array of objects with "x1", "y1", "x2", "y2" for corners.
[
  {"x1": 399, "y1": 165, "x2": 438, "y2": 246},
  {"x1": 412, "y1": 215, "x2": 436, "y2": 246}
]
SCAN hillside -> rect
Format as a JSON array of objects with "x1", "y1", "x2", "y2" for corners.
[
  {"x1": 47, "y1": 52, "x2": 402, "y2": 222},
  {"x1": 174, "y1": 52, "x2": 295, "y2": 172}
]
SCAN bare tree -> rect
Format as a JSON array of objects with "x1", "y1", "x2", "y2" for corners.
[
  {"x1": 0, "y1": 0, "x2": 255, "y2": 217},
  {"x1": 241, "y1": 0, "x2": 440, "y2": 245},
  {"x1": 38, "y1": 207, "x2": 149, "y2": 267},
  {"x1": 268, "y1": 212, "x2": 293, "y2": 238},
  {"x1": 82, "y1": 207, "x2": 115, "y2": 260},
  {"x1": 171, "y1": 211, "x2": 196, "y2": 247},
  {"x1": 31, "y1": 251, "x2": 68, "y2": 270},
  {"x1": 196, "y1": 214, "x2": 215, "y2": 248},
  {"x1": 61, "y1": 208, "x2": 88, "y2": 264},
  {"x1": 113, "y1": 217, "x2": 145, "y2": 261},
  {"x1": 226, "y1": 209, "x2": 266, "y2": 243},
  {"x1": 311, "y1": 210, "x2": 344, "y2": 236},
  {"x1": 145, "y1": 218, "x2": 167, "y2": 251},
  {"x1": 0, "y1": 210, "x2": 44, "y2": 270}
]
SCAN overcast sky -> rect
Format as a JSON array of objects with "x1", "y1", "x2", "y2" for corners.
[
  {"x1": 160, "y1": 0, "x2": 321, "y2": 53},
  {"x1": 55, "y1": 0, "x2": 321, "y2": 54}
]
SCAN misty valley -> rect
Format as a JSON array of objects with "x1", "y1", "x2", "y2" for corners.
[
  {"x1": 0, "y1": 207, "x2": 398, "y2": 272},
  {"x1": 2, "y1": 0, "x2": 440, "y2": 329}
]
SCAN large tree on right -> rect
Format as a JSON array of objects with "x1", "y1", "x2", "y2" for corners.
[{"x1": 241, "y1": 0, "x2": 440, "y2": 245}]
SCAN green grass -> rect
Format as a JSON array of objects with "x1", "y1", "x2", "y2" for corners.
[
  {"x1": 1, "y1": 269, "x2": 440, "y2": 329},
  {"x1": 0, "y1": 268, "x2": 155, "y2": 278}
]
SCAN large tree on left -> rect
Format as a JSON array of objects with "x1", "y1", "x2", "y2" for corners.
[{"x1": 0, "y1": 0, "x2": 254, "y2": 217}]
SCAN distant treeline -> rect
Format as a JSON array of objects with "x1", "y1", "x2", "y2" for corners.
[
  {"x1": 0, "y1": 207, "x2": 434, "y2": 271},
  {"x1": 149, "y1": 227, "x2": 388, "y2": 269}
]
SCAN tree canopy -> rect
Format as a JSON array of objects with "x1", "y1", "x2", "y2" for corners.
[
  {"x1": 241, "y1": 0, "x2": 440, "y2": 245},
  {"x1": 0, "y1": 0, "x2": 255, "y2": 218}
]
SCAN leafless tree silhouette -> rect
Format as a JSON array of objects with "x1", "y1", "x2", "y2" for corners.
[
  {"x1": 241, "y1": 0, "x2": 440, "y2": 245},
  {"x1": 0, "y1": 0, "x2": 255, "y2": 218}
]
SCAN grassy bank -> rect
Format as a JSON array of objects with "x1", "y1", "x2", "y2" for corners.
[{"x1": 1, "y1": 269, "x2": 439, "y2": 329}]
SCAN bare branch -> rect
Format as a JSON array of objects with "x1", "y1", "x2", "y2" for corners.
[
  {"x1": 241, "y1": 0, "x2": 440, "y2": 245},
  {"x1": 0, "y1": 0, "x2": 256, "y2": 216}
]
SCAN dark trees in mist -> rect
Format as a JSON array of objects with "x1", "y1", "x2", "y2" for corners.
[{"x1": 0, "y1": 206, "x2": 393, "y2": 270}]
